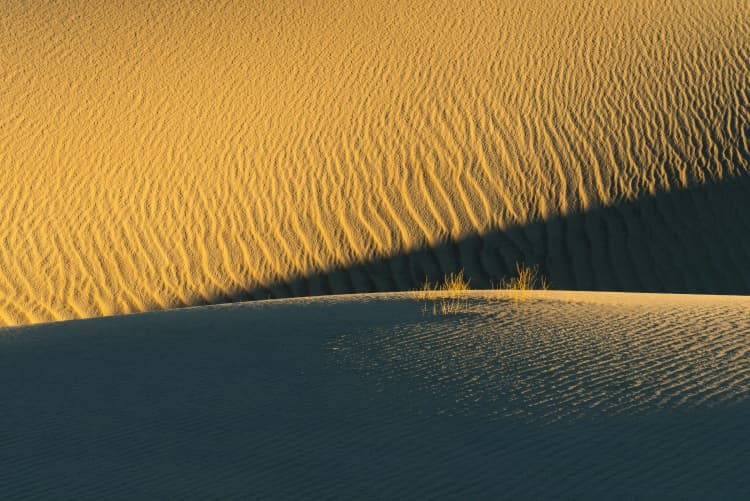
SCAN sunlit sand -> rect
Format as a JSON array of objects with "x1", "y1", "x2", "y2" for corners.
[
  {"x1": 3, "y1": 2, "x2": 750, "y2": 496},
  {"x1": 1, "y1": 0, "x2": 748, "y2": 324}
]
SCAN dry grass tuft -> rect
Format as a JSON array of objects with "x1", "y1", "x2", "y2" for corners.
[
  {"x1": 417, "y1": 269, "x2": 470, "y2": 299},
  {"x1": 442, "y1": 270, "x2": 471, "y2": 291},
  {"x1": 417, "y1": 269, "x2": 472, "y2": 315},
  {"x1": 417, "y1": 264, "x2": 550, "y2": 314},
  {"x1": 433, "y1": 297, "x2": 469, "y2": 315},
  {"x1": 494, "y1": 263, "x2": 550, "y2": 299},
  {"x1": 497, "y1": 263, "x2": 549, "y2": 291}
]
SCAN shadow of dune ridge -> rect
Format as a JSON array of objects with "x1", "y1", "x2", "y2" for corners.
[{"x1": 231, "y1": 171, "x2": 750, "y2": 301}]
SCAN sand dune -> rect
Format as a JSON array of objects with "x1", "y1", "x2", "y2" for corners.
[
  {"x1": 1, "y1": 1, "x2": 749, "y2": 324},
  {"x1": 2, "y1": 292, "x2": 749, "y2": 497}
]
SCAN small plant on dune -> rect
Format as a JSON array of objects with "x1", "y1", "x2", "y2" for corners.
[
  {"x1": 494, "y1": 263, "x2": 549, "y2": 299},
  {"x1": 416, "y1": 264, "x2": 549, "y2": 313},
  {"x1": 441, "y1": 269, "x2": 471, "y2": 292},
  {"x1": 417, "y1": 269, "x2": 471, "y2": 298},
  {"x1": 432, "y1": 297, "x2": 470, "y2": 315},
  {"x1": 417, "y1": 269, "x2": 472, "y2": 315},
  {"x1": 417, "y1": 277, "x2": 435, "y2": 301}
]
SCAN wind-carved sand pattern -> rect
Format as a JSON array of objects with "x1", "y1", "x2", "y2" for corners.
[
  {"x1": 1, "y1": 0, "x2": 749, "y2": 324},
  {"x1": 329, "y1": 293, "x2": 750, "y2": 424},
  {"x1": 2, "y1": 292, "x2": 749, "y2": 497}
]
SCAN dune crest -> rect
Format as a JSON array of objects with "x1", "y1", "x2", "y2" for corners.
[
  {"x1": 2, "y1": 292, "x2": 750, "y2": 497},
  {"x1": 1, "y1": 0, "x2": 749, "y2": 324}
]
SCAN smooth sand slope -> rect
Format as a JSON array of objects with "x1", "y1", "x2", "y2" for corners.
[
  {"x1": 2, "y1": 0, "x2": 750, "y2": 325},
  {"x1": 2, "y1": 292, "x2": 749, "y2": 498}
]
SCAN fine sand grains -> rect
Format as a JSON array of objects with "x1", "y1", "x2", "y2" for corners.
[
  {"x1": 1, "y1": 292, "x2": 749, "y2": 497},
  {"x1": 1, "y1": 1, "x2": 749, "y2": 324}
]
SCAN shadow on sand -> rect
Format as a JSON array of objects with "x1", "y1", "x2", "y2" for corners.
[{"x1": 231, "y1": 172, "x2": 750, "y2": 300}]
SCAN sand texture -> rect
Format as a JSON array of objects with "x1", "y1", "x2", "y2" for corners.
[
  {"x1": 2, "y1": 0, "x2": 749, "y2": 324},
  {"x1": 2, "y1": 292, "x2": 749, "y2": 498}
]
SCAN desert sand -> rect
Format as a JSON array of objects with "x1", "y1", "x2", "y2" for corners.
[
  {"x1": 1, "y1": 0, "x2": 749, "y2": 324},
  {"x1": 2, "y1": 291, "x2": 749, "y2": 498},
  {"x1": 3, "y1": 2, "x2": 749, "y2": 496}
]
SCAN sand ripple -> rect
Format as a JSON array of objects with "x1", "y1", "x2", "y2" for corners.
[
  {"x1": 1, "y1": 1, "x2": 749, "y2": 324},
  {"x1": 1, "y1": 292, "x2": 749, "y2": 497}
]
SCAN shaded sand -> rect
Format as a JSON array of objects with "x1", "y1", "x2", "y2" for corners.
[
  {"x1": 2, "y1": 1, "x2": 749, "y2": 324},
  {"x1": 2, "y1": 291, "x2": 749, "y2": 498}
]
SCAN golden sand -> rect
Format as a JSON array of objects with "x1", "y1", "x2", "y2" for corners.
[{"x1": 1, "y1": 1, "x2": 748, "y2": 324}]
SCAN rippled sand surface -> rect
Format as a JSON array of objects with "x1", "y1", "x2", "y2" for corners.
[
  {"x1": 2, "y1": 292, "x2": 749, "y2": 497},
  {"x1": 2, "y1": 1, "x2": 749, "y2": 324}
]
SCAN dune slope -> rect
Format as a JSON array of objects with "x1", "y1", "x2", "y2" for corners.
[
  {"x1": 1, "y1": 292, "x2": 749, "y2": 498},
  {"x1": 2, "y1": 0, "x2": 749, "y2": 324}
]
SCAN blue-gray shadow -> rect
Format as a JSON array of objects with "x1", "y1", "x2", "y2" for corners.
[{"x1": 234, "y1": 171, "x2": 750, "y2": 300}]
